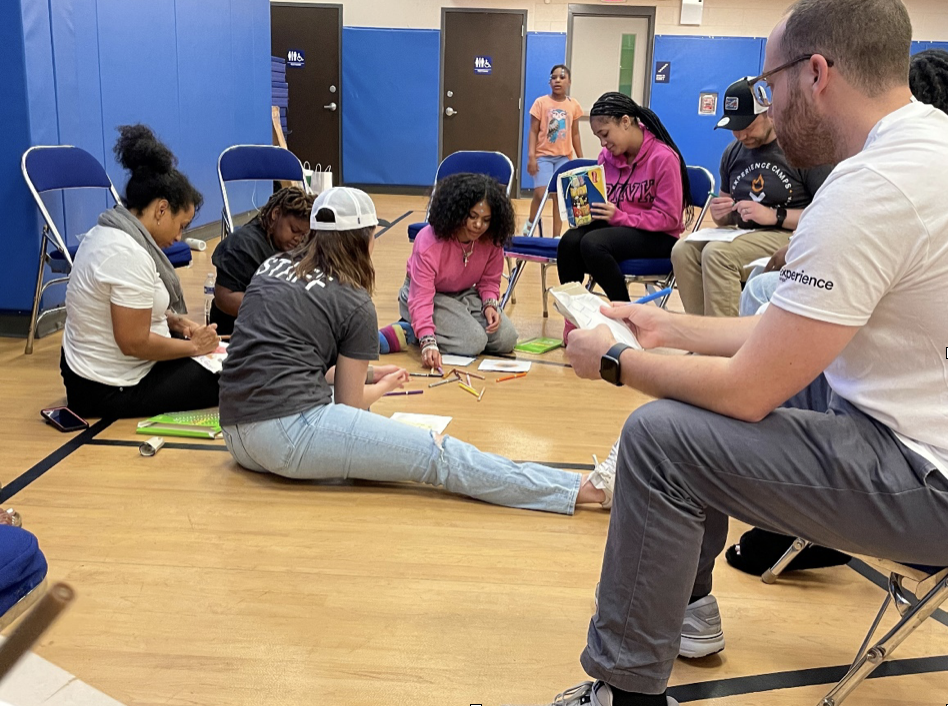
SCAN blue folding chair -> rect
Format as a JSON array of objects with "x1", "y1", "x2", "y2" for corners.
[
  {"x1": 608, "y1": 165, "x2": 716, "y2": 308},
  {"x1": 217, "y1": 145, "x2": 310, "y2": 240},
  {"x1": 21, "y1": 146, "x2": 193, "y2": 355},
  {"x1": 0, "y1": 524, "x2": 47, "y2": 632},
  {"x1": 407, "y1": 151, "x2": 515, "y2": 242},
  {"x1": 501, "y1": 158, "x2": 597, "y2": 317}
]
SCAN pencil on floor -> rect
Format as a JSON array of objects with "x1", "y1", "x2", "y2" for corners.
[
  {"x1": 458, "y1": 382, "x2": 479, "y2": 397},
  {"x1": 384, "y1": 390, "x2": 424, "y2": 397},
  {"x1": 477, "y1": 388, "x2": 485, "y2": 402},
  {"x1": 496, "y1": 373, "x2": 528, "y2": 382},
  {"x1": 429, "y1": 378, "x2": 455, "y2": 388}
]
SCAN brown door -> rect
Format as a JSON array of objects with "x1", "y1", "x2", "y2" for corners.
[
  {"x1": 271, "y1": 3, "x2": 341, "y2": 178},
  {"x1": 441, "y1": 9, "x2": 526, "y2": 191}
]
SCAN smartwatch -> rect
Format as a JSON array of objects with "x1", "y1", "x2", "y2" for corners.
[
  {"x1": 600, "y1": 343, "x2": 633, "y2": 387},
  {"x1": 774, "y1": 205, "x2": 788, "y2": 229}
]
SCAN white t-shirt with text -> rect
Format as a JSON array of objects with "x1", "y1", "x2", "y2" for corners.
[
  {"x1": 63, "y1": 225, "x2": 171, "y2": 387},
  {"x1": 771, "y1": 102, "x2": 948, "y2": 477}
]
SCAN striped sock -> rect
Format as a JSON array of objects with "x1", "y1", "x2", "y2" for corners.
[{"x1": 378, "y1": 321, "x2": 415, "y2": 354}]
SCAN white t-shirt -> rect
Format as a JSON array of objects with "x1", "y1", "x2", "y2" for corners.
[
  {"x1": 63, "y1": 225, "x2": 171, "y2": 387},
  {"x1": 771, "y1": 101, "x2": 948, "y2": 478}
]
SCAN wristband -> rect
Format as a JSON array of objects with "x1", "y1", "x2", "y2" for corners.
[
  {"x1": 482, "y1": 298, "x2": 500, "y2": 312},
  {"x1": 420, "y1": 335, "x2": 439, "y2": 353}
]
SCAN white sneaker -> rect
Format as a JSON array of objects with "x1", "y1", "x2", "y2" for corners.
[
  {"x1": 504, "y1": 680, "x2": 679, "y2": 705},
  {"x1": 679, "y1": 594, "x2": 725, "y2": 658},
  {"x1": 588, "y1": 440, "x2": 619, "y2": 510},
  {"x1": 593, "y1": 586, "x2": 725, "y2": 660}
]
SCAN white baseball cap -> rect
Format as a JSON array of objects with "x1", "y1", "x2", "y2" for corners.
[{"x1": 310, "y1": 187, "x2": 379, "y2": 231}]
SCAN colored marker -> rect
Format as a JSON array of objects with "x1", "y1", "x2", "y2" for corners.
[
  {"x1": 496, "y1": 373, "x2": 528, "y2": 383},
  {"x1": 477, "y1": 388, "x2": 485, "y2": 402},
  {"x1": 384, "y1": 389, "x2": 424, "y2": 397},
  {"x1": 410, "y1": 372, "x2": 442, "y2": 378},
  {"x1": 458, "y1": 382, "x2": 479, "y2": 398},
  {"x1": 634, "y1": 287, "x2": 673, "y2": 305},
  {"x1": 429, "y1": 377, "x2": 455, "y2": 388}
]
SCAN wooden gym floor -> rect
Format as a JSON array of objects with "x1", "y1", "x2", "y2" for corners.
[{"x1": 0, "y1": 194, "x2": 945, "y2": 706}]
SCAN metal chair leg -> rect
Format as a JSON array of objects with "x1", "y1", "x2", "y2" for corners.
[
  {"x1": 25, "y1": 235, "x2": 49, "y2": 355},
  {"x1": 762, "y1": 537, "x2": 812, "y2": 584},
  {"x1": 501, "y1": 260, "x2": 524, "y2": 311},
  {"x1": 540, "y1": 263, "x2": 549, "y2": 317},
  {"x1": 817, "y1": 574, "x2": 948, "y2": 706}
]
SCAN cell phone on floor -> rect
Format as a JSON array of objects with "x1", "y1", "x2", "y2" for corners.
[{"x1": 41, "y1": 406, "x2": 89, "y2": 433}]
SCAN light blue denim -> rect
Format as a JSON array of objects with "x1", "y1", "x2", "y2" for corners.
[
  {"x1": 535, "y1": 155, "x2": 570, "y2": 189},
  {"x1": 222, "y1": 403, "x2": 581, "y2": 514},
  {"x1": 740, "y1": 270, "x2": 780, "y2": 317}
]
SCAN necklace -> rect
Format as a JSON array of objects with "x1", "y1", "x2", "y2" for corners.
[{"x1": 459, "y1": 238, "x2": 476, "y2": 267}]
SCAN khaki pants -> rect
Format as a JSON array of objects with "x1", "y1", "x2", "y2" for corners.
[{"x1": 671, "y1": 229, "x2": 790, "y2": 316}]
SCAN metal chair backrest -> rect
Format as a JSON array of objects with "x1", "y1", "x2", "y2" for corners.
[
  {"x1": 685, "y1": 165, "x2": 716, "y2": 232},
  {"x1": 544, "y1": 158, "x2": 598, "y2": 194},
  {"x1": 434, "y1": 151, "x2": 515, "y2": 196},
  {"x1": 217, "y1": 145, "x2": 308, "y2": 237}
]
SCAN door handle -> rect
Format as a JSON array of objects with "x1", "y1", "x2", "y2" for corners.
[
  {"x1": 324, "y1": 102, "x2": 337, "y2": 111},
  {"x1": 445, "y1": 107, "x2": 458, "y2": 117}
]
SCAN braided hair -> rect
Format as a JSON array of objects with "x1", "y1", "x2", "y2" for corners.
[
  {"x1": 910, "y1": 49, "x2": 948, "y2": 114},
  {"x1": 590, "y1": 92, "x2": 693, "y2": 225},
  {"x1": 253, "y1": 186, "x2": 315, "y2": 242}
]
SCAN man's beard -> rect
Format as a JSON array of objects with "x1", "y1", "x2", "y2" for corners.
[{"x1": 774, "y1": 85, "x2": 839, "y2": 168}]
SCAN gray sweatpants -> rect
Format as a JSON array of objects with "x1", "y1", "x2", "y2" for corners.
[
  {"x1": 583, "y1": 374, "x2": 948, "y2": 694},
  {"x1": 398, "y1": 277, "x2": 518, "y2": 356}
]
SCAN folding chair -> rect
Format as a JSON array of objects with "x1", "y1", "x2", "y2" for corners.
[
  {"x1": 0, "y1": 524, "x2": 48, "y2": 634},
  {"x1": 761, "y1": 539, "x2": 948, "y2": 706},
  {"x1": 21, "y1": 146, "x2": 194, "y2": 355},
  {"x1": 217, "y1": 145, "x2": 310, "y2": 241},
  {"x1": 406, "y1": 151, "x2": 515, "y2": 242},
  {"x1": 501, "y1": 158, "x2": 597, "y2": 316},
  {"x1": 606, "y1": 164, "x2": 716, "y2": 308}
]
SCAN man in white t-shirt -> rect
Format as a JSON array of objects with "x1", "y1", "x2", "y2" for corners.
[{"x1": 527, "y1": 1, "x2": 948, "y2": 704}]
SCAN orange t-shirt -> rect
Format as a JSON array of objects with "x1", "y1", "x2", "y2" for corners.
[{"x1": 530, "y1": 95, "x2": 584, "y2": 158}]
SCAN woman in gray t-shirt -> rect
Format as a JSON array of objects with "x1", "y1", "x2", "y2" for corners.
[{"x1": 219, "y1": 187, "x2": 609, "y2": 514}]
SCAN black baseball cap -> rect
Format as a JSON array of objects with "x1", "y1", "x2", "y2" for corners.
[{"x1": 715, "y1": 77, "x2": 768, "y2": 131}]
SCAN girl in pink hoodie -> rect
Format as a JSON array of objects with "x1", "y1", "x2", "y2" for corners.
[{"x1": 557, "y1": 92, "x2": 693, "y2": 302}]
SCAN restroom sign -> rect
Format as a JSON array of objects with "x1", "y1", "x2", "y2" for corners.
[
  {"x1": 287, "y1": 49, "x2": 305, "y2": 68},
  {"x1": 474, "y1": 56, "x2": 493, "y2": 75}
]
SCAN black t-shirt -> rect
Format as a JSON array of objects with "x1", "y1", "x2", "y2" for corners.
[
  {"x1": 210, "y1": 220, "x2": 278, "y2": 335},
  {"x1": 719, "y1": 139, "x2": 833, "y2": 229},
  {"x1": 218, "y1": 253, "x2": 379, "y2": 426}
]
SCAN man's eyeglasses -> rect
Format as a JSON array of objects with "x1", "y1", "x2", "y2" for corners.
[{"x1": 748, "y1": 54, "x2": 835, "y2": 107}]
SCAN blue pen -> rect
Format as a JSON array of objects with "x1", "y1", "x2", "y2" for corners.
[{"x1": 634, "y1": 287, "x2": 672, "y2": 305}]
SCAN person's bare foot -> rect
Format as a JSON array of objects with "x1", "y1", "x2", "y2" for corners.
[{"x1": 577, "y1": 474, "x2": 607, "y2": 506}]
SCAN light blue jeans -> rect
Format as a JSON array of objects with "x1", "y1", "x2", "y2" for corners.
[
  {"x1": 740, "y1": 269, "x2": 780, "y2": 316},
  {"x1": 222, "y1": 403, "x2": 581, "y2": 514}
]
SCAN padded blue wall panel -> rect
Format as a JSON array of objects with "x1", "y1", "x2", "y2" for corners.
[
  {"x1": 650, "y1": 35, "x2": 766, "y2": 184},
  {"x1": 96, "y1": 0, "x2": 182, "y2": 202},
  {"x1": 520, "y1": 32, "x2": 567, "y2": 191},
  {"x1": 342, "y1": 28, "x2": 440, "y2": 186},
  {"x1": 0, "y1": 0, "x2": 40, "y2": 312}
]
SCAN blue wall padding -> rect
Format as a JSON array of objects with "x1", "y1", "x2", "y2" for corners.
[
  {"x1": 342, "y1": 27, "x2": 440, "y2": 186},
  {"x1": 521, "y1": 32, "x2": 568, "y2": 191},
  {"x1": 650, "y1": 35, "x2": 766, "y2": 185},
  {"x1": 913, "y1": 40, "x2": 948, "y2": 54}
]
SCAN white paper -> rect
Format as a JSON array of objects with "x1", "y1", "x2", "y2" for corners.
[
  {"x1": 192, "y1": 342, "x2": 228, "y2": 374},
  {"x1": 477, "y1": 359, "x2": 532, "y2": 373},
  {"x1": 390, "y1": 413, "x2": 452, "y2": 434},
  {"x1": 745, "y1": 256, "x2": 770, "y2": 270},
  {"x1": 685, "y1": 227, "x2": 755, "y2": 243},
  {"x1": 549, "y1": 282, "x2": 642, "y2": 349},
  {"x1": 441, "y1": 354, "x2": 477, "y2": 367}
]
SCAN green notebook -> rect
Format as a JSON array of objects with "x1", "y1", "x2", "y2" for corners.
[
  {"x1": 136, "y1": 409, "x2": 222, "y2": 439},
  {"x1": 514, "y1": 337, "x2": 563, "y2": 355}
]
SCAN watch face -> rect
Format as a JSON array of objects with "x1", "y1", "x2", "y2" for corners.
[{"x1": 600, "y1": 353, "x2": 621, "y2": 386}]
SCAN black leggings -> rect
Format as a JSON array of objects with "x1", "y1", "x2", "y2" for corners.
[
  {"x1": 556, "y1": 221, "x2": 678, "y2": 301},
  {"x1": 60, "y1": 349, "x2": 219, "y2": 419}
]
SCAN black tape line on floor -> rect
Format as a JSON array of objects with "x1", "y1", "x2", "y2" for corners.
[
  {"x1": 849, "y1": 558, "x2": 948, "y2": 629},
  {"x1": 0, "y1": 418, "x2": 114, "y2": 502},
  {"x1": 375, "y1": 211, "x2": 412, "y2": 239},
  {"x1": 85, "y1": 438, "x2": 230, "y2": 453},
  {"x1": 669, "y1": 654, "x2": 948, "y2": 702}
]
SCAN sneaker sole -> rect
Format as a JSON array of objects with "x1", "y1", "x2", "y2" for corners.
[{"x1": 679, "y1": 632, "x2": 725, "y2": 659}]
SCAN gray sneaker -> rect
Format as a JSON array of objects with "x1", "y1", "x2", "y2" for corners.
[
  {"x1": 504, "y1": 680, "x2": 679, "y2": 705},
  {"x1": 679, "y1": 594, "x2": 725, "y2": 658},
  {"x1": 588, "y1": 440, "x2": 620, "y2": 510},
  {"x1": 593, "y1": 587, "x2": 725, "y2": 659}
]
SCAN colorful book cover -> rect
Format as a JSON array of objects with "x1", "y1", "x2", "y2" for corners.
[
  {"x1": 136, "y1": 409, "x2": 222, "y2": 439},
  {"x1": 514, "y1": 337, "x2": 563, "y2": 354},
  {"x1": 558, "y1": 165, "x2": 608, "y2": 228}
]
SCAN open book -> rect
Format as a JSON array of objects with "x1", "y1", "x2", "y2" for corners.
[{"x1": 549, "y1": 282, "x2": 642, "y2": 349}]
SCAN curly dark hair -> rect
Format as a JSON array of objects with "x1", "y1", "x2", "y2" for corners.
[
  {"x1": 253, "y1": 186, "x2": 315, "y2": 236},
  {"x1": 428, "y1": 173, "x2": 516, "y2": 248},
  {"x1": 113, "y1": 124, "x2": 203, "y2": 214},
  {"x1": 910, "y1": 49, "x2": 948, "y2": 115}
]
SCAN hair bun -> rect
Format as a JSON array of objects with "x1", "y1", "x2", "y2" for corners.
[{"x1": 113, "y1": 124, "x2": 176, "y2": 175}]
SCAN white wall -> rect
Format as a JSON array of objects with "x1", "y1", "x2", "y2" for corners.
[{"x1": 274, "y1": 0, "x2": 948, "y2": 39}]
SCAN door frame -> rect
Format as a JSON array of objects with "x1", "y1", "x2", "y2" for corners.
[
  {"x1": 439, "y1": 7, "x2": 528, "y2": 191},
  {"x1": 566, "y1": 3, "x2": 656, "y2": 108},
  {"x1": 271, "y1": 1, "x2": 344, "y2": 184}
]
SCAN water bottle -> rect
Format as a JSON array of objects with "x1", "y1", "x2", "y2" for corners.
[{"x1": 203, "y1": 273, "x2": 216, "y2": 326}]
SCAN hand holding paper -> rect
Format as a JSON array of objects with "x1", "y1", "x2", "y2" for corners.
[{"x1": 550, "y1": 283, "x2": 642, "y2": 349}]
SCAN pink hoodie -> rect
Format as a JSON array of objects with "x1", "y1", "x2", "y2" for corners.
[{"x1": 599, "y1": 126, "x2": 685, "y2": 237}]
